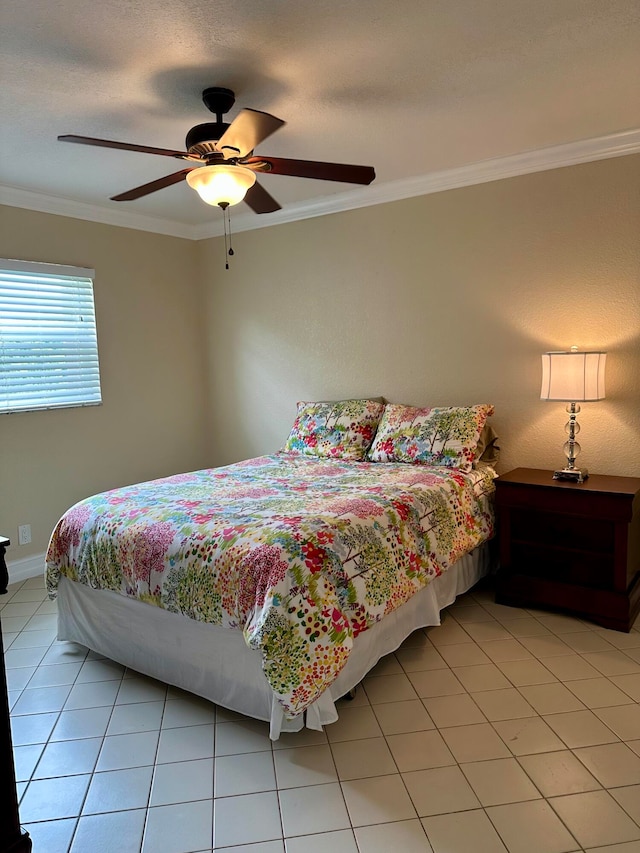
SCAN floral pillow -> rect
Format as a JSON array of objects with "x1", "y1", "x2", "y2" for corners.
[
  {"x1": 282, "y1": 399, "x2": 385, "y2": 460},
  {"x1": 367, "y1": 403, "x2": 495, "y2": 472}
]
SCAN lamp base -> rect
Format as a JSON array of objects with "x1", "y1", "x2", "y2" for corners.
[{"x1": 553, "y1": 467, "x2": 589, "y2": 483}]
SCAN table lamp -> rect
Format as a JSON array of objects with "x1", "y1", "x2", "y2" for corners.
[{"x1": 540, "y1": 346, "x2": 606, "y2": 483}]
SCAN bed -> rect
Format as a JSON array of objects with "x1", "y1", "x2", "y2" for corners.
[{"x1": 46, "y1": 399, "x2": 498, "y2": 738}]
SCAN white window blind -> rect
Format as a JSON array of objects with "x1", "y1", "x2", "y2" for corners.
[{"x1": 0, "y1": 259, "x2": 102, "y2": 414}]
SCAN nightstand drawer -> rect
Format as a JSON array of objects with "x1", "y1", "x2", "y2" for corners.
[
  {"x1": 509, "y1": 508, "x2": 615, "y2": 554},
  {"x1": 510, "y1": 540, "x2": 615, "y2": 589}
]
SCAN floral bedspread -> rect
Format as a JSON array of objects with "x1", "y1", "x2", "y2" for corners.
[{"x1": 46, "y1": 454, "x2": 496, "y2": 718}]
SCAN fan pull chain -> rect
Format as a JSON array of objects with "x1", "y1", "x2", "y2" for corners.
[
  {"x1": 224, "y1": 209, "x2": 229, "y2": 269},
  {"x1": 219, "y1": 202, "x2": 234, "y2": 270},
  {"x1": 227, "y1": 211, "x2": 235, "y2": 259}
]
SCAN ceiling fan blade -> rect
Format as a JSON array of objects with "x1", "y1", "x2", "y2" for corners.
[
  {"x1": 217, "y1": 109, "x2": 285, "y2": 159},
  {"x1": 245, "y1": 156, "x2": 375, "y2": 185},
  {"x1": 58, "y1": 134, "x2": 202, "y2": 161},
  {"x1": 244, "y1": 181, "x2": 281, "y2": 214},
  {"x1": 110, "y1": 169, "x2": 196, "y2": 201}
]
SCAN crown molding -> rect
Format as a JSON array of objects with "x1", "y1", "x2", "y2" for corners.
[
  {"x1": 199, "y1": 128, "x2": 640, "y2": 238},
  {"x1": 2, "y1": 128, "x2": 639, "y2": 241},
  {"x1": 0, "y1": 186, "x2": 196, "y2": 239}
]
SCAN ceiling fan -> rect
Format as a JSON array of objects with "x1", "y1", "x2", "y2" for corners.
[{"x1": 58, "y1": 87, "x2": 376, "y2": 214}]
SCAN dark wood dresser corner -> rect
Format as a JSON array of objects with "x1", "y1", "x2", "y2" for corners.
[{"x1": 1, "y1": 537, "x2": 33, "y2": 852}]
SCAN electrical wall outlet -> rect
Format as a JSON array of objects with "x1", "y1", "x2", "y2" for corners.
[{"x1": 18, "y1": 524, "x2": 32, "y2": 545}]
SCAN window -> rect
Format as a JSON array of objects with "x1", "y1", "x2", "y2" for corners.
[{"x1": 0, "y1": 259, "x2": 102, "y2": 414}]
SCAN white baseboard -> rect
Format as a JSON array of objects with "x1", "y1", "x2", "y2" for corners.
[{"x1": 7, "y1": 552, "x2": 46, "y2": 585}]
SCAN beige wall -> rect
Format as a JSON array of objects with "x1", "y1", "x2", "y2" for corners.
[
  {"x1": 0, "y1": 207, "x2": 210, "y2": 559},
  {"x1": 199, "y1": 154, "x2": 640, "y2": 478},
  {"x1": 2, "y1": 154, "x2": 638, "y2": 564}
]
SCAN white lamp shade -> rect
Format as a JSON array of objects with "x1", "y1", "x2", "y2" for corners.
[
  {"x1": 186, "y1": 164, "x2": 256, "y2": 207},
  {"x1": 541, "y1": 351, "x2": 606, "y2": 401}
]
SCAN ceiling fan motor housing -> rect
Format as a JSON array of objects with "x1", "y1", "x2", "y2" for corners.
[{"x1": 185, "y1": 122, "x2": 230, "y2": 157}]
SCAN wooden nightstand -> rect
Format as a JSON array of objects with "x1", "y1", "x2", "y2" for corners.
[{"x1": 495, "y1": 468, "x2": 640, "y2": 632}]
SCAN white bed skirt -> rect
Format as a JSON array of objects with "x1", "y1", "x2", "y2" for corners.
[{"x1": 56, "y1": 542, "x2": 492, "y2": 739}]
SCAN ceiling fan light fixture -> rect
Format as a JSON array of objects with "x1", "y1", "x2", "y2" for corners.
[{"x1": 186, "y1": 164, "x2": 256, "y2": 207}]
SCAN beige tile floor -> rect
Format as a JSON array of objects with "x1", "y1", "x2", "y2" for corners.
[{"x1": 4, "y1": 573, "x2": 640, "y2": 853}]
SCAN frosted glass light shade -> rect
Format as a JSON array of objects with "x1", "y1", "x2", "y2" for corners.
[
  {"x1": 186, "y1": 165, "x2": 256, "y2": 207},
  {"x1": 540, "y1": 350, "x2": 606, "y2": 402}
]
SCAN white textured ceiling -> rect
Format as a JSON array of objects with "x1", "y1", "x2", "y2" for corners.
[{"x1": 1, "y1": 0, "x2": 639, "y2": 234}]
